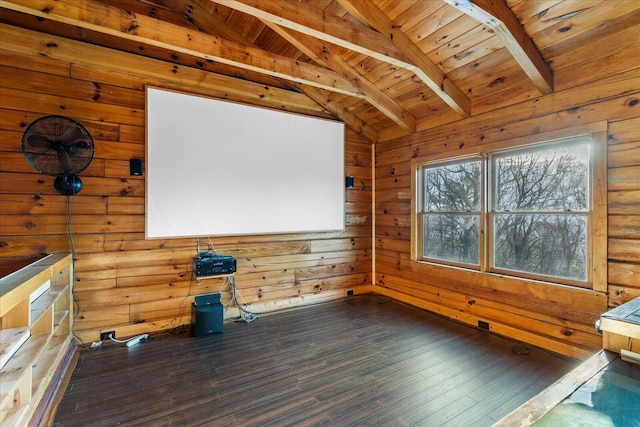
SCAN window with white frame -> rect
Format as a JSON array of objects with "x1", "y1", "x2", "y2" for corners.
[{"x1": 416, "y1": 136, "x2": 600, "y2": 288}]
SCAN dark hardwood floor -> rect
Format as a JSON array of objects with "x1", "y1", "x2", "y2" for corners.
[{"x1": 54, "y1": 296, "x2": 581, "y2": 426}]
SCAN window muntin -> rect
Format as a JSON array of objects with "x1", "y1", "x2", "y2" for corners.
[
  {"x1": 419, "y1": 159, "x2": 481, "y2": 267},
  {"x1": 416, "y1": 137, "x2": 594, "y2": 287},
  {"x1": 490, "y1": 142, "x2": 591, "y2": 283}
]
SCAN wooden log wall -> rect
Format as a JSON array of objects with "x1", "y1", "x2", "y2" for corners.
[
  {"x1": 0, "y1": 24, "x2": 373, "y2": 344},
  {"x1": 374, "y1": 31, "x2": 640, "y2": 360}
]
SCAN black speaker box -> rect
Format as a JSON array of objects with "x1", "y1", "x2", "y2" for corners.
[
  {"x1": 192, "y1": 295, "x2": 223, "y2": 337},
  {"x1": 129, "y1": 159, "x2": 144, "y2": 176},
  {"x1": 345, "y1": 176, "x2": 355, "y2": 188},
  {"x1": 195, "y1": 293, "x2": 221, "y2": 305}
]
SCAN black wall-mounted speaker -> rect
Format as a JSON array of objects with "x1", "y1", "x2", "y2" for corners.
[
  {"x1": 130, "y1": 159, "x2": 144, "y2": 176},
  {"x1": 345, "y1": 176, "x2": 355, "y2": 189}
]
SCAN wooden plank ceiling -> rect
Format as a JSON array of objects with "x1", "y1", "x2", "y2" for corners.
[{"x1": 1, "y1": 0, "x2": 638, "y2": 143}]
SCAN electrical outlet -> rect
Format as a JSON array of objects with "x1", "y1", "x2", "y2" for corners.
[
  {"x1": 478, "y1": 321, "x2": 490, "y2": 330},
  {"x1": 100, "y1": 331, "x2": 115, "y2": 341},
  {"x1": 347, "y1": 290, "x2": 354, "y2": 296}
]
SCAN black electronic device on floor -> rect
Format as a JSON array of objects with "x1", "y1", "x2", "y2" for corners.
[{"x1": 192, "y1": 293, "x2": 223, "y2": 337}]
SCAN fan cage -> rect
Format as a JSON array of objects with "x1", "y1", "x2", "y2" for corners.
[{"x1": 21, "y1": 115, "x2": 95, "y2": 177}]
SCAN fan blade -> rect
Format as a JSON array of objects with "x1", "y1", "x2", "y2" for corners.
[
  {"x1": 60, "y1": 125, "x2": 83, "y2": 145},
  {"x1": 59, "y1": 151, "x2": 74, "y2": 174},
  {"x1": 67, "y1": 139, "x2": 91, "y2": 155},
  {"x1": 28, "y1": 134, "x2": 55, "y2": 148},
  {"x1": 75, "y1": 140, "x2": 90, "y2": 150}
]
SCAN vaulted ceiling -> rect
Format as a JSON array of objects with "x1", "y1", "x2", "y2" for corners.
[{"x1": 1, "y1": 0, "x2": 638, "y2": 142}]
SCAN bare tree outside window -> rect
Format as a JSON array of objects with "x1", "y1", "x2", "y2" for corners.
[
  {"x1": 421, "y1": 161, "x2": 481, "y2": 265},
  {"x1": 417, "y1": 138, "x2": 593, "y2": 285},
  {"x1": 492, "y1": 144, "x2": 590, "y2": 281}
]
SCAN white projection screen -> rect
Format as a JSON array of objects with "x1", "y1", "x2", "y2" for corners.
[{"x1": 145, "y1": 87, "x2": 345, "y2": 239}]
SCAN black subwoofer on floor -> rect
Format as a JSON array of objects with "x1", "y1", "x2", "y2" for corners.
[{"x1": 192, "y1": 293, "x2": 223, "y2": 337}]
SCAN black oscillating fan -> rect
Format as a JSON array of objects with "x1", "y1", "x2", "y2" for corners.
[{"x1": 22, "y1": 115, "x2": 94, "y2": 195}]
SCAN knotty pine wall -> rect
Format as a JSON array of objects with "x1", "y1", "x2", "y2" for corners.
[
  {"x1": 374, "y1": 37, "x2": 640, "y2": 359},
  {"x1": 0, "y1": 24, "x2": 373, "y2": 343}
]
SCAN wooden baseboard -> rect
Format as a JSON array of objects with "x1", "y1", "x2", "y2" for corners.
[
  {"x1": 222, "y1": 285, "x2": 376, "y2": 319},
  {"x1": 373, "y1": 286, "x2": 594, "y2": 360}
]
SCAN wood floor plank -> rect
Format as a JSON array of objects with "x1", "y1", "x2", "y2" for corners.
[{"x1": 53, "y1": 298, "x2": 581, "y2": 426}]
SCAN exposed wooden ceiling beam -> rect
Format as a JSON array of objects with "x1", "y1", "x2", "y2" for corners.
[
  {"x1": 155, "y1": 0, "x2": 251, "y2": 45},
  {"x1": 336, "y1": 0, "x2": 471, "y2": 117},
  {"x1": 211, "y1": 0, "x2": 411, "y2": 66},
  {"x1": 295, "y1": 85, "x2": 379, "y2": 143},
  {"x1": 0, "y1": 0, "x2": 365, "y2": 98},
  {"x1": 0, "y1": 23, "x2": 327, "y2": 116},
  {"x1": 158, "y1": 0, "x2": 380, "y2": 140},
  {"x1": 263, "y1": 21, "x2": 415, "y2": 133},
  {"x1": 212, "y1": 0, "x2": 471, "y2": 117},
  {"x1": 444, "y1": 0, "x2": 554, "y2": 94}
]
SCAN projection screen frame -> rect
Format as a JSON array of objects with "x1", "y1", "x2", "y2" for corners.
[{"x1": 145, "y1": 87, "x2": 346, "y2": 239}]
